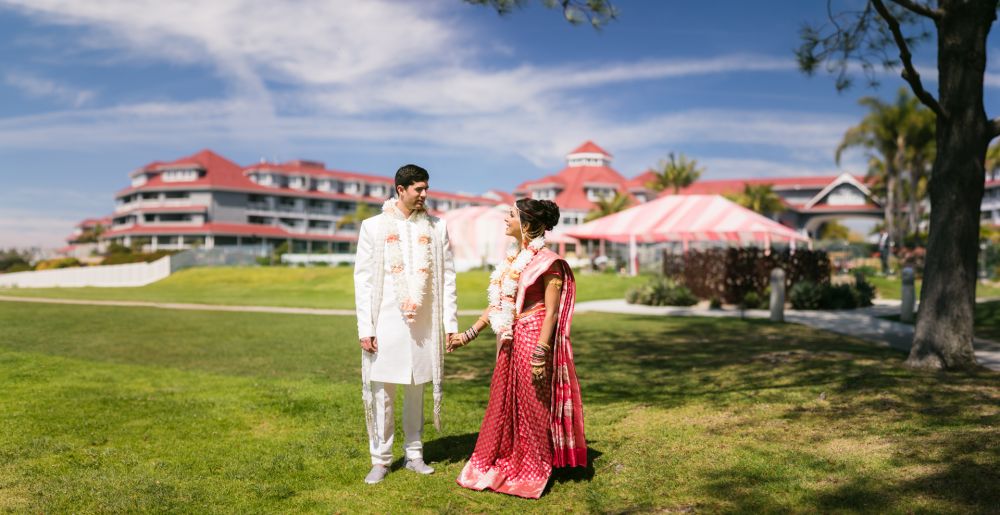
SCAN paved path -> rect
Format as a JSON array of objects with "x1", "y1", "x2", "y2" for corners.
[
  {"x1": 2, "y1": 294, "x2": 997, "y2": 371},
  {"x1": 576, "y1": 298, "x2": 1000, "y2": 371}
]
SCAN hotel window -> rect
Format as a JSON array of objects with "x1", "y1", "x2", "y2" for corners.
[
  {"x1": 164, "y1": 191, "x2": 189, "y2": 199},
  {"x1": 162, "y1": 169, "x2": 200, "y2": 182},
  {"x1": 142, "y1": 192, "x2": 159, "y2": 200},
  {"x1": 248, "y1": 216, "x2": 272, "y2": 225}
]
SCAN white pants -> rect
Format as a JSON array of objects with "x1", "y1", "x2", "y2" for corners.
[{"x1": 370, "y1": 381, "x2": 424, "y2": 466}]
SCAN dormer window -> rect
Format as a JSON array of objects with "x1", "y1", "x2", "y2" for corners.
[
  {"x1": 586, "y1": 187, "x2": 616, "y2": 202},
  {"x1": 289, "y1": 176, "x2": 309, "y2": 190},
  {"x1": 532, "y1": 189, "x2": 557, "y2": 201},
  {"x1": 131, "y1": 174, "x2": 148, "y2": 187},
  {"x1": 162, "y1": 168, "x2": 201, "y2": 182}
]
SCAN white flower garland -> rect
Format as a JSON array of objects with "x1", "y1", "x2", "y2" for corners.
[
  {"x1": 382, "y1": 199, "x2": 432, "y2": 323},
  {"x1": 487, "y1": 236, "x2": 545, "y2": 341}
]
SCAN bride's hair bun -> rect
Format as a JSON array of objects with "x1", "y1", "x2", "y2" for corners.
[{"x1": 515, "y1": 198, "x2": 561, "y2": 231}]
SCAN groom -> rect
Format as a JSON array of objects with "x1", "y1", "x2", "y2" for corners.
[{"x1": 353, "y1": 164, "x2": 458, "y2": 484}]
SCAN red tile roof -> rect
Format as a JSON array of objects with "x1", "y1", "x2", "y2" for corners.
[
  {"x1": 514, "y1": 165, "x2": 636, "y2": 211},
  {"x1": 676, "y1": 175, "x2": 867, "y2": 197},
  {"x1": 626, "y1": 170, "x2": 659, "y2": 191},
  {"x1": 118, "y1": 150, "x2": 496, "y2": 205},
  {"x1": 569, "y1": 140, "x2": 612, "y2": 156}
]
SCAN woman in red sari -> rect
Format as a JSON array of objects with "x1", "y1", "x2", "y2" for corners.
[{"x1": 447, "y1": 198, "x2": 587, "y2": 499}]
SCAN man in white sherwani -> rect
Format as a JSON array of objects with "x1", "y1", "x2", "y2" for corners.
[{"x1": 354, "y1": 164, "x2": 458, "y2": 484}]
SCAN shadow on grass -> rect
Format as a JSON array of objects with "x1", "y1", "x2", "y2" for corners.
[{"x1": 422, "y1": 432, "x2": 602, "y2": 489}]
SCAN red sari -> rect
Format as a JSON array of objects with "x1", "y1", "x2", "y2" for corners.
[{"x1": 457, "y1": 249, "x2": 587, "y2": 499}]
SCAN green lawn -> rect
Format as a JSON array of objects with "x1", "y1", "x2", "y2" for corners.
[
  {"x1": 0, "y1": 301, "x2": 997, "y2": 512},
  {"x1": 866, "y1": 275, "x2": 1000, "y2": 300},
  {"x1": 882, "y1": 300, "x2": 1000, "y2": 343},
  {"x1": 0, "y1": 267, "x2": 647, "y2": 310}
]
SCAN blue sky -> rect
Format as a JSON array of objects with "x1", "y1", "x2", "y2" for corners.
[{"x1": 0, "y1": 0, "x2": 998, "y2": 247}]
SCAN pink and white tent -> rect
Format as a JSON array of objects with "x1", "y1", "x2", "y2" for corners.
[
  {"x1": 565, "y1": 195, "x2": 808, "y2": 275},
  {"x1": 566, "y1": 194, "x2": 808, "y2": 245},
  {"x1": 440, "y1": 205, "x2": 581, "y2": 271}
]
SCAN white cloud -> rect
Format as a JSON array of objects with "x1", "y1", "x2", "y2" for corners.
[
  {"x1": 3, "y1": 71, "x2": 96, "y2": 107},
  {"x1": 0, "y1": 208, "x2": 80, "y2": 248}
]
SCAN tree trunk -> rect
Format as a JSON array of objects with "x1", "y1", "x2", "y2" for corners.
[{"x1": 906, "y1": 0, "x2": 995, "y2": 370}]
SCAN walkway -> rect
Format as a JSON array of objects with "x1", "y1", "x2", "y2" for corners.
[
  {"x1": 2, "y1": 294, "x2": 997, "y2": 371},
  {"x1": 576, "y1": 298, "x2": 1000, "y2": 371}
]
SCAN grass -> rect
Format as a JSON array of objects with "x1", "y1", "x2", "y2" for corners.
[
  {"x1": 880, "y1": 299, "x2": 1000, "y2": 343},
  {"x1": 866, "y1": 275, "x2": 1000, "y2": 300},
  {"x1": 0, "y1": 267, "x2": 647, "y2": 310},
  {"x1": 0, "y1": 300, "x2": 997, "y2": 512}
]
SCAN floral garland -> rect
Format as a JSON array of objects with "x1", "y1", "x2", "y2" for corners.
[
  {"x1": 382, "y1": 199, "x2": 432, "y2": 323},
  {"x1": 487, "y1": 236, "x2": 545, "y2": 341}
]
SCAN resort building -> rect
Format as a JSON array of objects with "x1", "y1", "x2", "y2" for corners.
[
  {"x1": 513, "y1": 141, "x2": 654, "y2": 227},
  {"x1": 96, "y1": 150, "x2": 498, "y2": 253}
]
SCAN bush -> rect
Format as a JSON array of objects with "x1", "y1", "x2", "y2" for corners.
[
  {"x1": 851, "y1": 265, "x2": 879, "y2": 278},
  {"x1": 853, "y1": 275, "x2": 876, "y2": 307},
  {"x1": 824, "y1": 283, "x2": 858, "y2": 310},
  {"x1": 0, "y1": 250, "x2": 30, "y2": 272},
  {"x1": 741, "y1": 291, "x2": 765, "y2": 309},
  {"x1": 101, "y1": 250, "x2": 174, "y2": 265},
  {"x1": 790, "y1": 278, "x2": 874, "y2": 310},
  {"x1": 669, "y1": 248, "x2": 831, "y2": 304},
  {"x1": 4, "y1": 263, "x2": 32, "y2": 273},
  {"x1": 105, "y1": 243, "x2": 131, "y2": 255},
  {"x1": 35, "y1": 258, "x2": 82, "y2": 270},
  {"x1": 790, "y1": 281, "x2": 824, "y2": 310},
  {"x1": 626, "y1": 277, "x2": 698, "y2": 306},
  {"x1": 709, "y1": 297, "x2": 723, "y2": 310}
]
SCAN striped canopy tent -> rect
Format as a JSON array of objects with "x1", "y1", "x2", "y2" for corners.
[
  {"x1": 565, "y1": 195, "x2": 810, "y2": 275},
  {"x1": 439, "y1": 205, "x2": 580, "y2": 272}
]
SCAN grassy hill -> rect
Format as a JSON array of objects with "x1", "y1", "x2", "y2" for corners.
[{"x1": 0, "y1": 266, "x2": 648, "y2": 310}]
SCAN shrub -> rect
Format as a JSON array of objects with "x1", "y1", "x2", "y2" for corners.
[
  {"x1": 741, "y1": 291, "x2": 765, "y2": 309},
  {"x1": 709, "y1": 297, "x2": 723, "y2": 310},
  {"x1": 790, "y1": 279, "x2": 874, "y2": 310},
  {"x1": 101, "y1": 250, "x2": 174, "y2": 265},
  {"x1": 824, "y1": 283, "x2": 858, "y2": 310},
  {"x1": 853, "y1": 274, "x2": 876, "y2": 307},
  {"x1": 4, "y1": 263, "x2": 32, "y2": 273},
  {"x1": 105, "y1": 243, "x2": 131, "y2": 255},
  {"x1": 671, "y1": 248, "x2": 831, "y2": 304},
  {"x1": 626, "y1": 277, "x2": 698, "y2": 306},
  {"x1": 790, "y1": 281, "x2": 823, "y2": 310},
  {"x1": 851, "y1": 265, "x2": 879, "y2": 278},
  {"x1": 35, "y1": 258, "x2": 82, "y2": 270}
]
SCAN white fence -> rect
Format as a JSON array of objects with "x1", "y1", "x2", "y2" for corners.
[{"x1": 0, "y1": 256, "x2": 172, "y2": 288}]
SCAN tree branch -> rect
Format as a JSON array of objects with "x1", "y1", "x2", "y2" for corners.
[
  {"x1": 888, "y1": 0, "x2": 943, "y2": 20},
  {"x1": 872, "y1": 0, "x2": 945, "y2": 118}
]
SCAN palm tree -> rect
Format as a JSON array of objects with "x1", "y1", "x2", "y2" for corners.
[
  {"x1": 336, "y1": 202, "x2": 374, "y2": 231},
  {"x1": 585, "y1": 191, "x2": 631, "y2": 222},
  {"x1": 647, "y1": 152, "x2": 704, "y2": 194},
  {"x1": 899, "y1": 94, "x2": 936, "y2": 240},
  {"x1": 728, "y1": 183, "x2": 785, "y2": 217},
  {"x1": 836, "y1": 88, "x2": 920, "y2": 246},
  {"x1": 987, "y1": 141, "x2": 1000, "y2": 181}
]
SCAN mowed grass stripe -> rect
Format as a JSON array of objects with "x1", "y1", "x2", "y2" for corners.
[
  {"x1": 0, "y1": 302, "x2": 997, "y2": 512},
  {"x1": 0, "y1": 267, "x2": 648, "y2": 310}
]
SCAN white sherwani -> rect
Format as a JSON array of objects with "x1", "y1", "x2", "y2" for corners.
[{"x1": 353, "y1": 207, "x2": 458, "y2": 465}]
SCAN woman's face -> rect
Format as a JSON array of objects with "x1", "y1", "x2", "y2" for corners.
[{"x1": 505, "y1": 206, "x2": 521, "y2": 238}]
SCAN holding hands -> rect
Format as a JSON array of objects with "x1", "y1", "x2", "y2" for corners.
[{"x1": 359, "y1": 336, "x2": 378, "y2": 353}]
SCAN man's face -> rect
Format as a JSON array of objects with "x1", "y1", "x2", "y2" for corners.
[{"x1": 397, "y1": 181, "x2": 428, "y2": 211}]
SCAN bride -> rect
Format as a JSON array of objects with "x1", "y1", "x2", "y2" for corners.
[{"x1": 447, "y1": 198, "x2": 587, "y2": 499}]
